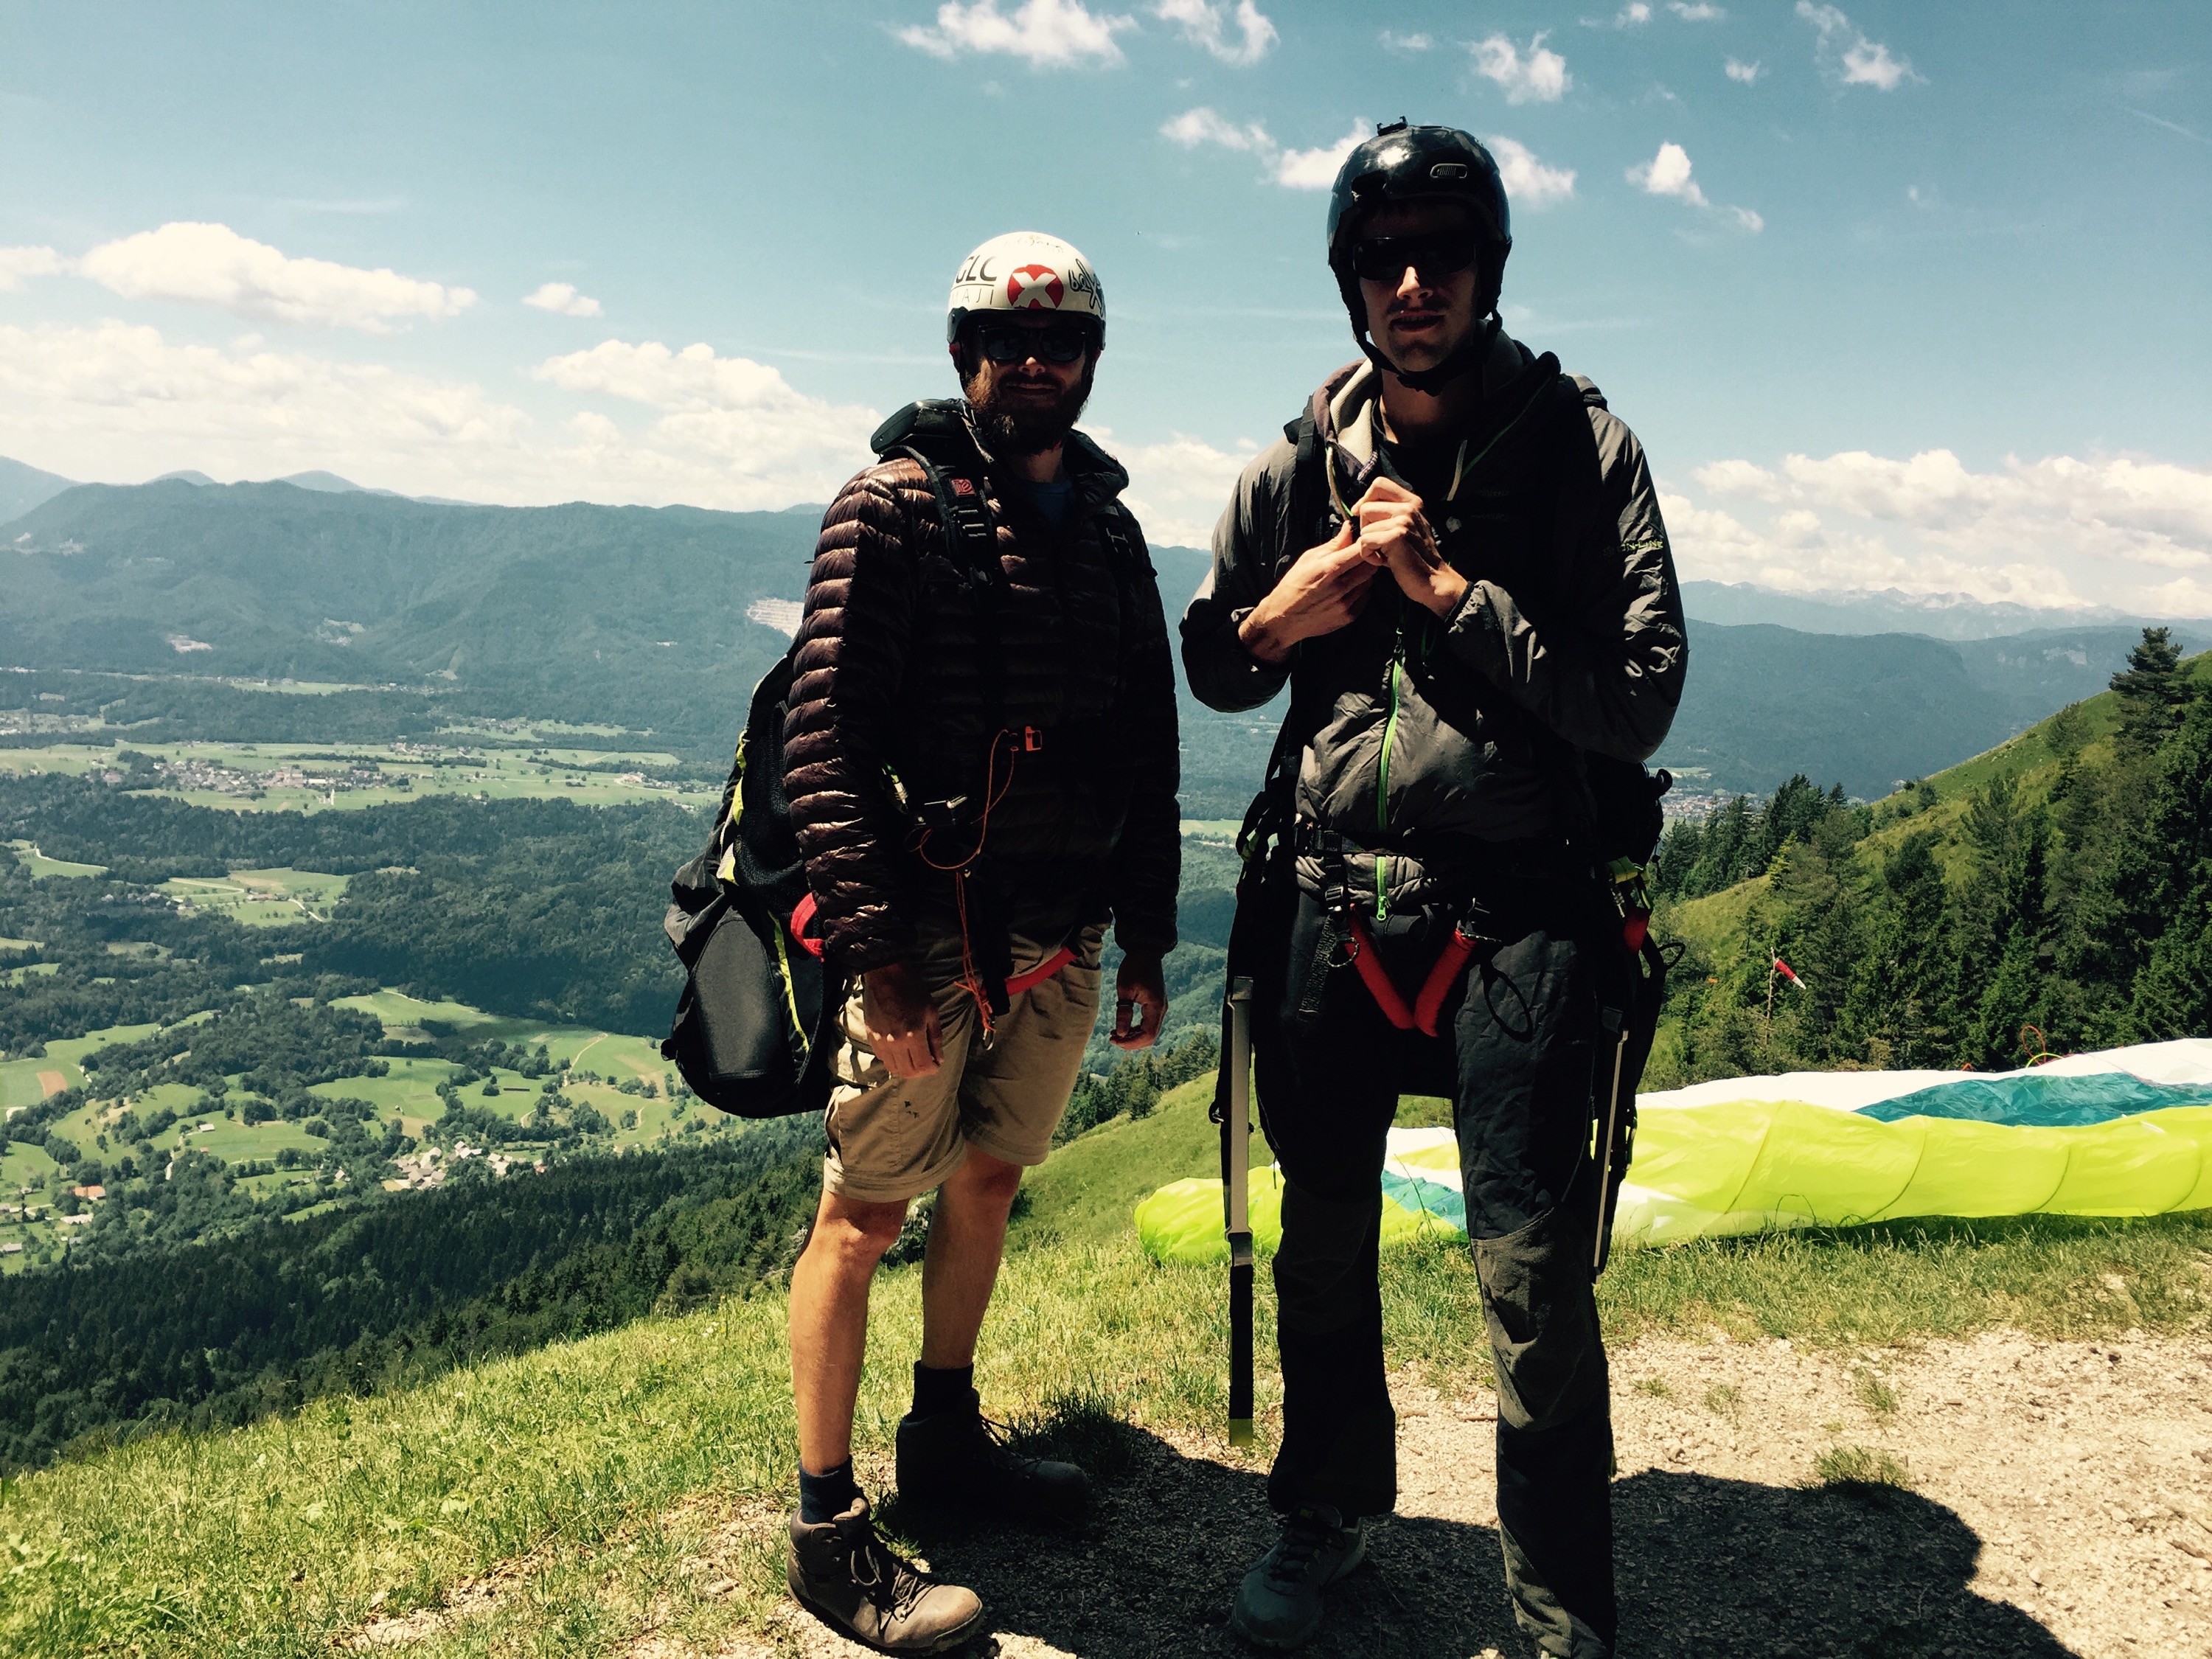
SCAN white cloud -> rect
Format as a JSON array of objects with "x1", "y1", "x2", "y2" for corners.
[
  {"x1": 1627, "y1": 143, "x2": 1762, "y2": 232},
  {"x1": 1616, "y1": 3, "x2": 1652, "y2": 26},
  {"x1": 522, "y1": 282, "x2": 603, "y2": 318},
  {"x1": 1795, "y1": 1, "x2": 1919, "y2": 91},
  {"x1": 1669, "y1": 1, "x2": 1725, "y2": 18},
  {"x1": 0, "y1": 321, "x2": 876, "y2": 511},
  {"x1": 1470, "y1": 32, "x2": 1571, "y2": 105},
  {"x1": 1724, "y1": 57, "x2": 1761, "y2": 83},
  {"x1": 1840, "y1": 38, "x2": 1912, "y2": 91},
  {"x1": 896, "y1": 0, "x2": 1136, "y2": 66},
  {"x1": 1161, "y1": 106, "x2": 1272, "y2": 152},
  {"x1": 1628, "y1": 142, "x2": 1707, "y2": 206},
  {"x1": 1668, "y1": 448, "x2": 2212, "y2": 612},
  {"x1": 0, "y1": 246, "x2": 63, "y2": 292},
  {"x1": 1488, "y1": 137, "x2": 1576, "y2": 207},
  {"x1": 1380, "y1": 29, "x2": 1430, "y2": 52},
  {"x1": 1163, "y1": 108, "x2": 1364, "y2": 190},
  {"x1": 1273, "y1": 124, "x2": 1368, "y2": 190},
  {"x1": 1108, "y1": 430, "x2": 1260, "y2": 548},
  {"x1": 1152, "y1": 0, "x2": 1276, "y2": 65},
  {"x1": 74, "y1": 223, "x2": 476, "y2": 333}
]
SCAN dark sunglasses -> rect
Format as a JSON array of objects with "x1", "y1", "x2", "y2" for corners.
[
  {"x1": 1349, "y1": 226, "x2": 1480, "y2": 283},
  {"x1": 974, "y1": 324, "x2": 1092, "y2": 364}
]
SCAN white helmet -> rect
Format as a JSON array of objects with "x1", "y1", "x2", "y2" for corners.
[{"x1": 945, "y1": 230, "x2": 1105, "y2": 347}]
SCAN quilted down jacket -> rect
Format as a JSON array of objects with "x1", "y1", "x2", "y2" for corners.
[
  {"x1": 1180, "y1": 333, "x2": 1687, "y2": 914},
  {"x1": 784, "y1": 403, "x2": 1180, "y2": 976}
]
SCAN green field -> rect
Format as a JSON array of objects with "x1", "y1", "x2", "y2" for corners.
[
  {"x1": 0, "y1": 995, "x2": 691, "y2": 1271},
  {"x1": 5, "y1": 841, "x2": 106, "y2": 878},
  {"x1": 0, "y1": 740, "x2": 720, "y2": 815},
  {"x1": 160, "y1": 868, "x2": 352, "y2": 926}
]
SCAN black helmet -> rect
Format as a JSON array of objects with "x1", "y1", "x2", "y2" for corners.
[{"x1": 1325, "y1": 121, "x2": 1513, "y2": 392}]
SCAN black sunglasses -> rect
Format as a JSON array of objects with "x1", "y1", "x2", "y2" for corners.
[
  {"x1": 1349, "y1": 226, "x2": 1480, "y2": 283},
  {"x1": 974, "y1": 324, "x2": 1092, "y2": 365}
]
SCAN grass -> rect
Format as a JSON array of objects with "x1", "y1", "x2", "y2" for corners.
[
  {"x1": 1013, "y1": 1076, "x2": 1269, "y2": 1248},
  {"x1": 5, "y1": 841, "x2": 105, "y2": 879},
  {"x1": 1811, "y1": 1444, "x2": 1914, "y2": 1493},
  {"x1": 0, "y1": 1189, "x2": 2208, "y2": 1652},
  {"x1": 1702, "y1": 1382, "x2": 1743, "y2": 1422},
  {"x1": 160, "y1": 868, "x2": 352, "y2": 927},
  {"x1": 1600, "y1": 1209, "x2": 2212, "y2": 1346},
  {"x1": 1851, "y1": 1366, "x2": 1900, "y2": 1419}
]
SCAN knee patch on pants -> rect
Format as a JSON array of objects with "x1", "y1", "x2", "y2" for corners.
[{"x1": 1473, "y1": 1201, "x2": 1608, "y2": 1433}]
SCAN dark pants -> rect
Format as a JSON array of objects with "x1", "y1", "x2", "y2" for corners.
[{"x1": 1255, "y1": 891, "x2": 1618, "y2": 1659}]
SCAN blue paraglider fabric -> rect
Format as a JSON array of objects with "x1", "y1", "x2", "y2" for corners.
[{"x1": 1860, "y1": 1072, "x2": 2212, "y2": 1127}]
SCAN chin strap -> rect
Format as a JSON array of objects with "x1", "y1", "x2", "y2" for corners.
[{"x1": 1359, "y1": 312, "x2": 1499, "y2": 397}]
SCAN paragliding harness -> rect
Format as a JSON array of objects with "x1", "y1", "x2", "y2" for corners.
[{"x1": 661, "y1": 404, "x2": 1119, "y2": 1113}]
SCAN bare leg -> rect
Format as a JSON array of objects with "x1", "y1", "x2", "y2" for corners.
[
  {"x1": 789, "y1": 1186, "x2": 908, "y2": 1474},
  {"x1": 919, "y1": 1147, "x2": 1026, "y2": 1371}
]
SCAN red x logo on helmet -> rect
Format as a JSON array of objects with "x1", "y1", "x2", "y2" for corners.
[{"x1": 1006, "y1": 265, "x2": 1065, "y2": 309}]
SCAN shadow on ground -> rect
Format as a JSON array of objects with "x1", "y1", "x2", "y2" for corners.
[{"x1": 880, "y1": 1424, "x2": 2078, "y2": 1659}]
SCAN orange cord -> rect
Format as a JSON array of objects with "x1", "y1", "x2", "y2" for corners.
[{"x1": 915, "y1": 727, "x2": 1027, "y2": 1037}]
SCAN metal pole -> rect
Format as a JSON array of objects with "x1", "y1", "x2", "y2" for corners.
[
  {"x1": 1591, "y1": 1012, "x2": 1628, "y2": 1278},
  {"x1": 1225, "y1": 975, "x2": 1255, "y2": 1446}
]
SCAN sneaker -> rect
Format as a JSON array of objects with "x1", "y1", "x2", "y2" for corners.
[
  {"x1": 1228, "y1": 1503, "x2": 1367, "y2": 1650},
  {"x1": 787, "y1": 1496, "x2": 987, "y2": 1655},
  {"x1": 895, "y1": 1402, "x2": 1091, "y2": 1526}
]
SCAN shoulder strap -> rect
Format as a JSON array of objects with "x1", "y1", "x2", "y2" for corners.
[{"x1": 896, "y1": 442, "x2": 1006, "y2": 741}]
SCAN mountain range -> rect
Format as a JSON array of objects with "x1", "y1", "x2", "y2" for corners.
[
  {"x1": 1, "y1": 464, "x2": 2188, "y2": 801},
  {"x1": 1677, "y1": 578, "x2": 2202, "y2": 641}
]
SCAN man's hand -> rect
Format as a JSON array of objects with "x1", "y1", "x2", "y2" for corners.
[
  {"x1": 862, "y1": 961, "x2": 942, "y2": 1079},
  {"x1": 1355, "y1": 476, "x2": 1469, "y2": 619},
  {"x1": 1111, "y1": 950, "x2": 1167, "y2": 1051},
  {"x1": 1235, "y1": 518, "x2": 1380, "y2": 664}
]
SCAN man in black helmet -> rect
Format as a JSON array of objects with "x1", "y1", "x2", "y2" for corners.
[{"x1": 1183, "y1": 124, "x2": 1686, "y2": 1657}]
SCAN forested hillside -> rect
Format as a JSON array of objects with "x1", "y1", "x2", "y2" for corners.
[
  {"x1": 0, "y1": 786, "x2": 695, "y2": 1038},
  {"x1": 0, "y1": 1125, "x2": 823, "y2": 1471},
  {"x1": 0, "y1": 480, "x2": 816, "y2": 752},
  {"x1": 1646, "y1": 628, "x2": 2212, "y2": 1082}
]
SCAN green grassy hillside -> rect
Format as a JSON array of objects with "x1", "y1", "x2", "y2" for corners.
[
  {"x1": 1014, "y1": 1075, "x2": 1267, "y2": 1248},
  {"x1": 1, "y1": 1189, "x2": 2204, "y2": 1657}
]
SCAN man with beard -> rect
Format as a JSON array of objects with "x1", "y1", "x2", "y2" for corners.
[
  {"x1": 779, "y1": 231, "x2": 1180, "y2": 1653},
  {"x1": 1183, "y1": 127, "x2": 1686, "y2": 1655}
]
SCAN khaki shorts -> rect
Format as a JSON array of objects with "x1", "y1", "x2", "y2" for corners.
[{"x1": 822, "y1": 924, "x2": 1105, "y2": 1204}]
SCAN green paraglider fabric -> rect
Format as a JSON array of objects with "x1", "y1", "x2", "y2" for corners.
[{"x1": 1132, "y1": 1102, "x2": 2212, "y2": 1265}]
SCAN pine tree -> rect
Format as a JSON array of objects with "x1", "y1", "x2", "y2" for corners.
[{"x1": 2110, "y1": 626, "x2": 2188, "y2": 756}]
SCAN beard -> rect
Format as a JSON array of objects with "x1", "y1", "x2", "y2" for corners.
[{"x1": 964, "y1": 359, "x2": 1096, "y2": 456}]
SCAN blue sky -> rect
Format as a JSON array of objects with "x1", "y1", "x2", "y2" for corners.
[{"x1": 2, "y1": 1, "x2": 2208, "y2": 611}]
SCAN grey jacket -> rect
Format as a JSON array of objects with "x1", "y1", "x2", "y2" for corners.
[{"x1": 1180, "y1": 334, "x2": 1687, "y2": 911}]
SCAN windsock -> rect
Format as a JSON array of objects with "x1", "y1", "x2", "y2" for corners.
[{"x1": 1773, "y1": 956, "x2": 1810, "y2": 992}]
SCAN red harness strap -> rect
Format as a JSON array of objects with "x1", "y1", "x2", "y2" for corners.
[
  {"x1": 788, "y1": 891, "x2": 826, "y2": 959},
  {"x1": 1004, "y1": 945, "x2": 1077, "y2": 998},
  {"x1": 1345, "y1": 914, "x2": 1479, "y2": 1038},
  {"x1": 788, "y1": 890, "x2": 1074, "y2": 1009}
]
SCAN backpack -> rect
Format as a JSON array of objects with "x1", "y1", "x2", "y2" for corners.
[{"x1": 658, "y1": 404, "x2": 1049, "y2": 1116}]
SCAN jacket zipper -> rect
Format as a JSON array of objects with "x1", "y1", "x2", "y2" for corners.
[{"x1": 1374, "y1": 612, "x2": 1406, "y2": 918}]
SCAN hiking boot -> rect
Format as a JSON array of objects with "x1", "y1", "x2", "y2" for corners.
[
  {"x1": 895, "y1": 1402, "x2": 1091, "y2": 1525},
  {"x1": 1228, "y1": 1503, "x2": 1367, "y2": 1650},
  {"x1": 786, "y1": 1496, "x2": 987, "y2": 1655}
]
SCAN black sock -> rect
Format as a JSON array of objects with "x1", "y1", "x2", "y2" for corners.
[
  {"x1": 797, "y1": 1458, "x2": 860, "y2": 1525},
  {"x1": 911, "y1": 1360, "x2": 976, "y2": 1419}
]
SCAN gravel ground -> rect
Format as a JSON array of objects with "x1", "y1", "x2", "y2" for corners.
[{"x1": 744, "y1": 1331, "x2": 2212, "y2": 1659}]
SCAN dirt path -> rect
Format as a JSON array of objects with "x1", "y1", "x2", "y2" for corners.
[{"x1": 728, "y1": 1332, "x2": 2212, "y2": 1659}]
